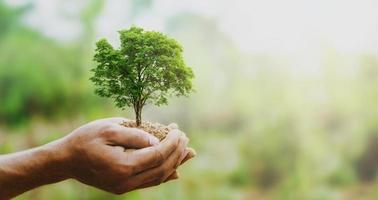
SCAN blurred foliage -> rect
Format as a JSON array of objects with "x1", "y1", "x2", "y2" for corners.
[
  {"x1": 0, "y1": 1, "x2": 27, "y2": 37},
  {"x1": 0, "y1": 0, "x2": 378, "y2": 199},
  {"x1": 0, "y1": 29, "x2": 81, "y2": 125},
  {"x1": 0, "y1": 0, "x2": 106, "y2": 127}
]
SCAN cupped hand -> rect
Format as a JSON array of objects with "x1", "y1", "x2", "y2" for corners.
[{"x1": 58, "y1": 117, "x2": 195, "y2": 194}]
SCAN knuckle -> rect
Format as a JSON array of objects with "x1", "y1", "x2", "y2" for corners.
[
  {"x1": 175, "y1": 136, "x2": 182, "y2": 147},
  {"x1": 125, "y1": 164, "x2": 135, "y2": 175},
  {"x1": 160, "y1": 164, "x2": 172, "y2": 178},
  {"x1": 162, "y1": 163, "x2": 171, "y2": 172},
  {"x1": 156, "y1": 167, "x2": 167, "y2": 179},
  {"x1": 119, "y1": 161, "x2": 135, "y2": 176},
  {"x1": 99, "y1": 124, "x2": 116, "y2": 136},
  {"x1": 153, "y1": 148, "x2": 165, "y2": 164}
]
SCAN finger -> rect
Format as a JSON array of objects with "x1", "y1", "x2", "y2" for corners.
[
  {"x1": 168, "y1": 123, "x2": 179, "y2": 130},
  {"x1": 164, "y1": 171, "x2": 179, "y2": 182},
  {"x1": 135, "y1": 172, "x2": 179, "y2": 190},
  {"x1": 180, "y1": 148, "x2": 196, "y2": 165},
  {"x1": 177, "y1": 149, "x2": 189, "y2": 166},
  {"x1": 124, "y1": 129, "x2": 182, "y2": 173},
  {"x1": 134, "y1": 179, "x2": 161, "y2": 190},
  {"x1": 175, "y1": 136, "x2": 189, "y2": 168},
  {"x1": 125, "y1": 135, "x2": 187, "y2": 189},
  {"x1": 155, "y1": 136, "x2": 187, "y2": 181},
  {"x1": 102, "y1": 117, "x2": 129, "y2": 124},
  {"x1": 167, "y1": 171, "x2": 179, "y2": 180},
  {"x1": 107, "y1": 126, "x2": 159, "y2": 148}
]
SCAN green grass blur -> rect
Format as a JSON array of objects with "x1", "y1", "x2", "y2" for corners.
[{"x1": 1, "y1": 0, "x2": 378, "y2": 199}]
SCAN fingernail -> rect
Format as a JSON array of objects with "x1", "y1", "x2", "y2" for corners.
[
  {"x1": 188, "y1": 148, "x2": 197, "y2": 157},
  {"x1": 149, "y1": 137, "x2": 159, "y2": 145}
]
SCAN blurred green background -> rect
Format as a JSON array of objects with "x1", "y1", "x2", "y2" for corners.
[{"x1": 1, "y1": 0, "x2": 378, "y2": 199}]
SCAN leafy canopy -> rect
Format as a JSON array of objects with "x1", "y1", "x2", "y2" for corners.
[{"x1": 90, "y1": 26, "x2": 194, "y2": 121}]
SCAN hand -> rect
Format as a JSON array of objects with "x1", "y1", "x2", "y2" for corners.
[{"x1": 58, "y1": 117, "x2": 194, "y2": 194}]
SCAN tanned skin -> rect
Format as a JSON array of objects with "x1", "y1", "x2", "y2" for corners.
[{"x1": 0, "y1": 117, "x2": 195, "y2": 199}]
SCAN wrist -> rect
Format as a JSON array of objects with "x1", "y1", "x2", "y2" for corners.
[
  {"x1": 0, "y1": 139, "x2": 73, "y2": 198},
  {"x1": 41, "y1": 137, "x2": 74, "y2": 180}
]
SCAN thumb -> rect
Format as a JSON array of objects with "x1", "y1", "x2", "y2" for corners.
[{"x1": 108, "y1": 125, "x2": 159, "y2": 149}]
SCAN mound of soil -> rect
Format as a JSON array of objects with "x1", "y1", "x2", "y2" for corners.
[{"x1": 120, "y1": 120, "x2": 170, "y2": 141}]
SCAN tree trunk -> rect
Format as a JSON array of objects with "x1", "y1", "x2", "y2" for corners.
[
  {"x1": 136, "y1": 110, "x2": 141, "y2": 126},
  {"x1": 134, "y1": 103, "x2": 142, "y2": 127}
]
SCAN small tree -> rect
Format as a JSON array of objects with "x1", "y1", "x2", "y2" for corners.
[{"x1": 90, "y1": 26, "x2": 194, "y2": 126}]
